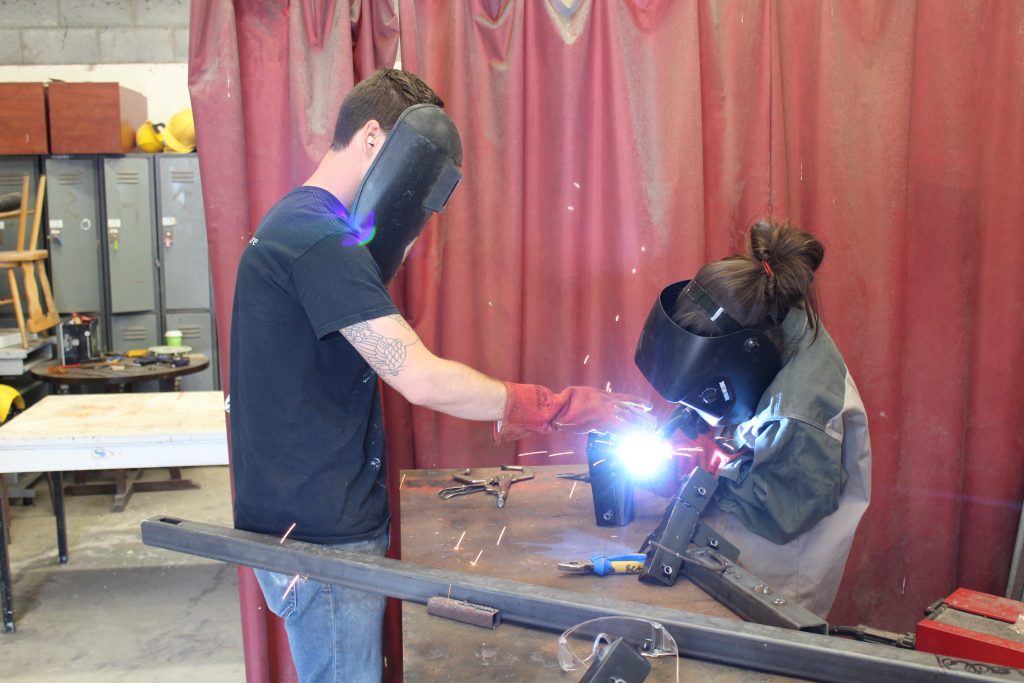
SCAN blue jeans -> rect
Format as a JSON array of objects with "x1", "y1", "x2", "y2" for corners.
[{"x1": 254, "y1": 531, "x2": 389, "y2": 683}]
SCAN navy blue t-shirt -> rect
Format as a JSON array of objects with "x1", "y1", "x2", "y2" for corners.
[{"x1": 230, "y1": 186, "x2": 398, "y2": 544}]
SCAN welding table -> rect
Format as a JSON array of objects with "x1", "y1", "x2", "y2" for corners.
[
  {"x1": 0, "y1": 391, "x2": 228, "y2": 632},
  {"x1": 399, "y1": 465, "x2": 805, "y2": 682}
]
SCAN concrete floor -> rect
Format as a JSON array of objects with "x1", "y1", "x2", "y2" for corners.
[{"x1": 0, "y1": 466, "x2": 245, "y2": 682}]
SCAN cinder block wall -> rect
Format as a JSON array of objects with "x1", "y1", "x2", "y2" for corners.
[{"x1": 0, "y1": 0, "x2": 189, "y2": 65}]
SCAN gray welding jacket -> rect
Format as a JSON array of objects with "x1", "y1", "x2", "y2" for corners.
[{"x1": 702, "y1": 312, "x2": 872, "y2": 618}]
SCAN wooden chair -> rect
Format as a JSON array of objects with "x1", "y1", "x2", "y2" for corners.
[{"x1": 0, "y1": 175, "x2": 59, "y2": 348}]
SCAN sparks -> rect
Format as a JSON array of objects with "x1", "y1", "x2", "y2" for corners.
[
  {"x1": 488, "y1": 301, "x2": 493, "y2": 307},
  {"x1": 632, "y1": 268, "x2": 636, "y2": 274},
  {"x1": 614, "y1": 315, "x2": 620, "y2": 322},
  {"x1": 279, "y1": 522, "x2": 297, "y2": 544},
  {"x1": 569, "y1": 481, "x2": 578, "y2": 499},
  {"x1": 573, "y1": 182, "x2": 580, "y2": 189},
  {"x1": 399, "y1": 473, "x2": 406, "y2": 489},
  {"x1": 548, "y1": 450, "x2": 574, "y2": 458},
  {"x1": 518, "y1": 450, "x2": 547, "y2": 457},
  {"x1": 641, "y1": 246, "x2": 646, "y2": 252},
  {"x1": 454, "y1": 531, "x2": 466, "y2": 550},
  {"x1": 282, "y1": 574, "x2": 302, "y2": 600},
  {"x1": 447, "y1": 584, "x2": 452, "y2": 599},
  {"x1": 592, "y1": 458, "x2": 606, "y2": 467},
  {"x1": 496, "y1": 527, "x2": 507, "y2": 546},
  {"x1": 471, "y1": 550, "x2": 483, "y2": 566},
  {"x1": 568, "y1": 206, "x2": 574, "y2": 211},
  {"x1": 583, "y1": 354, "x2": 590, "y2": 364},
  {"x1": 605, "y1": 381, "x2": 612, "y2": 392}
]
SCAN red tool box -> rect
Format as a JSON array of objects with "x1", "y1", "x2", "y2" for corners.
[{"x1": 916, "y1": 588, "x2": 1024, "y2": 669}]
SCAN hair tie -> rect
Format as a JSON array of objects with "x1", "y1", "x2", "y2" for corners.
[{"x1": 762, "y1": 259, "x2": 774, "y2": 277}]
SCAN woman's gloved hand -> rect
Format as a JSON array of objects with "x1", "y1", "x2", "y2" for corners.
[{"x1": 494, "y1": 382, "x2": 653, "y2": 443}]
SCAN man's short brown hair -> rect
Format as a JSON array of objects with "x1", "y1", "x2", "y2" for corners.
[{"x1": 331, "y1": 68, "x2": 444, "y2": 150}]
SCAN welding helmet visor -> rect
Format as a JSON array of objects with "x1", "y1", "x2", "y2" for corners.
[
  {"x1": 634, "y1": 280, "x2": 782, "y2": 426},
  {"x1": 346, "y1": 103, "x2": 463, "y2": 284}
]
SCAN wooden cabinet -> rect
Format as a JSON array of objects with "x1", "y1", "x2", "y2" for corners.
[
  {"x1": 0, "y1": 83, "x2": 49, "y2": 155},
  {"x1": 47, "y1": 83, "x2": 147, "y2": 155}
]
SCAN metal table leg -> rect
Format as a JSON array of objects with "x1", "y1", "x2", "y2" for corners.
[
  {"x1": 50, "y1": 472, "x2": 67, "y2": 563},
  {"x1": 0, "y1": 483, "x2": 13, "y2": 632}
]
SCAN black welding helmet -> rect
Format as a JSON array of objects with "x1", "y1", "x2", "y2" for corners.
[
  {"x1": 634, "y1": 280, "x2": 782, "y2": 426},
  {"x1": 345, "y1": 103, "x2": 463, "y2": 284}
]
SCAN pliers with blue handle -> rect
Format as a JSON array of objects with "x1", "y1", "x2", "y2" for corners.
[{"x1": 557, "y1": 553, "x2": 647, "y2": 576}]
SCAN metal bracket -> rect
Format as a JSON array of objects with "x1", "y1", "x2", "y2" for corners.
[
  {"x1": 638, "y1": 467, "x2": 718, "y2": 586},
  {"x1": 637, "y1": 467, "x2": 827, "y2": 633},
  {"x1": 579, "y1": 637, "x2": 651, "y2": 683}
]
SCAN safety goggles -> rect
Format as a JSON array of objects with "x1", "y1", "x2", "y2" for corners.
[{"x1": 557, "y1": 616, "x2": 680, "y2": 680}]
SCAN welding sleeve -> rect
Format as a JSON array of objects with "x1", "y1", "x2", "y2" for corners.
[
  {"x1": 713, "y1": 417, "x2": 846, "y2": 545},
  {"x1": 494, "y1": 382, "x2": 651, "y2": 443}
]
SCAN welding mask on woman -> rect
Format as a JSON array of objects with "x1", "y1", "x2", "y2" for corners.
[{"x1": 634, "y1": 280, "x2": 782, "y2": 426}]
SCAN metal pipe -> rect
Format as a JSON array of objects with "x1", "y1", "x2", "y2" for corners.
[{"x1": 141, "y1": 516, "x2": 1011, "y2": 683}]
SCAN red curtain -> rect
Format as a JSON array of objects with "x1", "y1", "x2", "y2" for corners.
[
  {"x1": 396, "y1": 0, "x2": 1024, "y2": 633},
  {"x1": 188, "y1": 1, "x2": 399, "y2": 680},
  {"x1": 192, "y1": 0, "x2": 1024, "y2": 677}
]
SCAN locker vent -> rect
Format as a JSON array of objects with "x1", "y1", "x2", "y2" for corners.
[
  {"x1": 116, "y1": 171, "x2": 141, "y2": 185},
  {"x1": 0, "y1": 173, "x2": 26, "y2": 189},
  {"x1": 58, "y1": 172, "x2": 83, "y2": 185},
  {"x1": 170, "y1": 171, "x2": 195, "y2": 183},
  {"x1": 180, "y1": 325, "x2": 203, "y2": 338},
  {"x1": 121, "y1": 327, "x2": 148, "y2": 340}
]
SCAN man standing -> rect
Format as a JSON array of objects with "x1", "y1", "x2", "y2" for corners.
[{"x1": 230, "y1": 69, "x2": 650, "y2": 682}]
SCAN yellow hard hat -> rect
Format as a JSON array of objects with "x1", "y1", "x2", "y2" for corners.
[
  {"x1": 136, "y1": 121, "x2": 165, "y2": 153},
  {"x1": 161, "y1": 108, "x2": 196, "y2": 153},
  {"x1": 0, "y1": 384, "x2": 25, "y2": 424}
]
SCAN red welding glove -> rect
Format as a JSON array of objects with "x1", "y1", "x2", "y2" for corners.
[{"x1": 494, "y1": 382, "x2": 654, "y2": 443}]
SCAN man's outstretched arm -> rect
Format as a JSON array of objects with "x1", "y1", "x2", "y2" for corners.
[{"x1": 341, "y1": 313, "x2": 506, "y2": 420}]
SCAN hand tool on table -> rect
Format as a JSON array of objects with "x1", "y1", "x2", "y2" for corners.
[
  {"x1": 556, "y1": 471, "x2": 590, "y2": 483},
  {"x1": 491, "y1": 464, "x2": 534, "y2": 508},
  {"x1": 437, "y1": 465, "x2": 534, "y2": 508},
  {"x1": 437, "y1": 471, "x2": 496, "y2": 499},
  {"x1": 557, "y1": 553, "x2": 647, "y2": 576},
  {"x1": 47, "y1": 358, "x2": 110, "y2": 374}
]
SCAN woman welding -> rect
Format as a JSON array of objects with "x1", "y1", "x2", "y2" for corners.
[{"x1": 634, "y1": 219, "x2": 871, "y2": 618}]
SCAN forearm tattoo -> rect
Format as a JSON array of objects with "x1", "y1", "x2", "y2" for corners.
[
  {"x1": 388, "y1": 314, "x2": 413, "y2": 332},
  {"x1": 341, "y1": 319, "x2": 415, "y2": 377}
]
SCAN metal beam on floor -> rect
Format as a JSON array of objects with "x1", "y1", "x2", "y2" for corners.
[{"x1": 141, "y1": 516, "x2": 1014, "y2": 683}]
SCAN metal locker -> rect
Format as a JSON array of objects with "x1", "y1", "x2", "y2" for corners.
[
  {"x1": 0, "y1": 157, "x2": 41, "y2": 313},
  {"x1": 156, "y1": 155, "x2": 211, "y2": 310},
  {"x1": 111, "y1": 312, "x2": 159, "y2": 392},
  {"x1": 110, "y1": 312, "x2": 159, "y2": 349},
  {"x1": 103, "y1": 156, "x2": 157, "y2": 314},
  {"x1": 165, "y1": 312, "x2": 216, "y2": 390},
  {"x1": 45, "y1": 157, "x2": 104, "y2": 315}
]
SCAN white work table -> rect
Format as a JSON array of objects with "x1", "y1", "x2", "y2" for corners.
[{"x1": 0, "y1": 391, "x2": 229, "y2": 632}]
